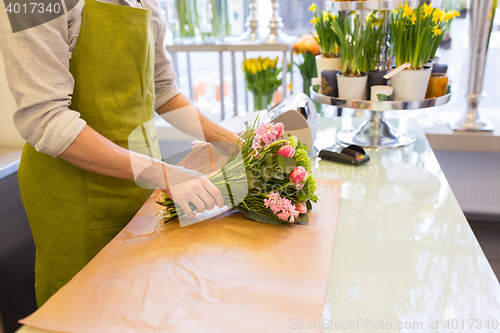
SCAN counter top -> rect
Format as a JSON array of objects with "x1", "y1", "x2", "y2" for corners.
[
  {"x1": 16, "y1": 117, "x2": 500, "y2": 333},
  {"x1": 314, "y1": 117, "x2": 500, "y2": 332},
  {"x1": 0, "y1": 147, "x2": 22, "y2": 180}
]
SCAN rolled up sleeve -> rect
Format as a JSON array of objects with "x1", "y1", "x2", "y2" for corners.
[
  {"x1": 0, "y1": 3, "x2": 86, "y2": 157},
  {"x1": 150, "y1": 0, "x2": 181, "y2": 111}
]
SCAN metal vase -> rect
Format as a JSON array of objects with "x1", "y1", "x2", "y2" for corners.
[
  {"x1": 266, "y1": 0, "x2": 289, "y2": 44},
  {"x1": 238, "y1": 0, "x2": 259, "y2": 41},
  {"x1": 450, "y1": 0, "x2": 496, "y2": 131}
]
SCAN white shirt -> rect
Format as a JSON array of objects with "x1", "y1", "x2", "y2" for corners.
[{"x1": 0, "y1": 0, "x2": 181, "y2": 157}]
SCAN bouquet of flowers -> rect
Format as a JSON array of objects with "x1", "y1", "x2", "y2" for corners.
[
  {"x1": 293, "y1": 34, "x2": 320, "y2": 97},
  {"x1": 242, "y1": 57, "x2": 282, "y2": 111},
  {"x1": 158, "y1": 121, "x2": 318, "y2": 225}
]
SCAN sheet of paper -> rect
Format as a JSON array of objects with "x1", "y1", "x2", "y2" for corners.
[{"x1": 20, "y1": 178, "x2": 342, "y2": 333}]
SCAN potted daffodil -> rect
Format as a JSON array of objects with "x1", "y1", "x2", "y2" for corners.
[
  {"x1": 359, "y1": 11, "x2": 388, "y2": 100},
  {"x1": 309, "y1": 3, "x2": 341, "y2": 76},
  {"x1": 390, "y1": 3, "x2": 452, "y2": 101},
  {"x1": 330, "y1": 12, "x2": 369, "y2": 100}
]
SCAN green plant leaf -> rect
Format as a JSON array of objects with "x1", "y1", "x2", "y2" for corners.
[
  {"x1": 277, "y1": 154, "x2": 285, "y2": 170},
  {"x1": 306, "y1": 199, "x2": 313, "y2": 210},
  {"x1": 235, "y1": 206, "x2": 285, "y2": 225},
  {"x1": 262, "y1": 166, "x2": 272, "y2": 182},
  {"x1": 283, "y1": 156, "x2": 297, "y2": 174},
  {"x1": 377, "y1": 93, "x2": 389, "y2": 101},
  {"x1": 264, "y1": 152, "x2": 273, "y2": 167},
  {"x1": 297, "y1": 189, "x2": 308, "y2": 202},
  {"x1": 271, "y1": 169, "x2": 284, "y2": 180},
  {"x1": 246, "y1": 170, "x2": 255, "y2": 189}
]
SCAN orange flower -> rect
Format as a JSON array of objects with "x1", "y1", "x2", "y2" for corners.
[{"x1": 293, "y1": 34, "x2": 320, "y2": 56}]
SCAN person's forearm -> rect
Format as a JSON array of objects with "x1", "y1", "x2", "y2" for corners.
[
  {"x1": 156, "y1": 94, "x2": 238, "y2": 145},
  {"x1": 58, "y1": 125, "x2": 165, "y2": 187},
  {"x1": 57, "y1": 125, "x2": 224, "y2": 217}
]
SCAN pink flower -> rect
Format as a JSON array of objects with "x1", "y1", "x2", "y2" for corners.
[
  {"x1": 289, "y1": 166, "x2": 308, "y2": 184},
  {"x1": 296, "y1": 203, "x2": 307, "y2": 214},
  {"x1": 252, "y1": 122, "x2": 285, "y2": 154},
  {"x1": 263, "y1": 191, "x2": 300, "y2": 223},
  {"x1": 275, "y1": 123, "x2": 284, "y2": 138},
  {"x1": 277, "y1": 145, "x2": 296, "y2": 158}
]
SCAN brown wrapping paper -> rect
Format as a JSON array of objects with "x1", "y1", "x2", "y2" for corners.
[{"x1": 21, "y1": 149, "x2": 342, "y2": 332}]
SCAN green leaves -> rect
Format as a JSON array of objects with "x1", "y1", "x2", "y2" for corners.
[
  {"x1": 246, "y1": 170, "x2": 255, "y2": 190},
  {"x1": 283, "y1": 157, "x2": 297, "y2": 174},
  {"x1": 246, "y1": 154, "x2": 295, "y2": 189},
  {"x1": 330, "y1": 11, "x2": 369, "y2": 76},
  {"x1": 360, "y1": 11, "x2": 386, "y2": 73},
  {"x1": 264, "y1": 152, "x2": 273, "y2": 167},
  {"x1": 390, "y1": 4, "x2": 443, "y2": 68},
  {"x1": 311, "y1": 10, "x2": 340, "y2": 57},
  {"x1": 277, "y1": 154, "x2": 285, "y2": 170},
  {"x1": 377, "y1": 93, "x2": 390, "y2": 101}
]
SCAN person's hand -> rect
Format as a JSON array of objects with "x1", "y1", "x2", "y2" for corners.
[{"x1": 161, "y1": 163, "x2": 224, "y2": 218}]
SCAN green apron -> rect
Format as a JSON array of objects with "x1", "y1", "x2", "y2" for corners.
[{"x1": 17, "y1": 0, "x2": 161, "y2": 307}]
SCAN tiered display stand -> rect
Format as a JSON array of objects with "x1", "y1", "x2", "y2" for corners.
[{"x1": 311, "y1": 0, "x2": 451, "y2": 149}]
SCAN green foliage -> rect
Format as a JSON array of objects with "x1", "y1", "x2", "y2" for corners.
[
  {"x1": 309, "y1": 4, "x2": 340, "y2": 57},
  {"x1": 330, "y1": 12, "x2": 368, "y2": 76},
  {"x1": 359, "y1": 11, "x2": 386, "y2": 73},
  {"x1": 294, "y1": 148, "x2": 311, "y2": 172},
  {"x1": 390, "y1": 3, "x2": 457, "y2": 68}
]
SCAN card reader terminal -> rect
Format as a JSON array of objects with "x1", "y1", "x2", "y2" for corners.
[{"x1": 318, "y1": 145, "x2": 370, "y2": 166}]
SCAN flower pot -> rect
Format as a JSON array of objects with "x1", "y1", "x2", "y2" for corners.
[
  {"x1": 320, "y1": 70, "x2": 340, "y2": 97},
  {"x1": 366, "y1": 70, "x2": 388, "y2": 100},
  {"x1": 336, "y1": 73, "x2": 368, "y2": 101},
  {"x1": 371, "y1": 85, "x2": 393, "y2": 101},
  {"x1": 423, "y1": 60, "x2": 434, "y2": 69},
  {"x1": 315, "y1": 55, "x2": 341, "y2": 77},
  {"x1": 430, "y1": 57, "x2": 439, "y2": 64},
  {"x1": 391, "y1": 66, "x2": 432, "y2": 101},
  {"x1": 432, "y1": 63, "x2": 448, "y2": 74},
  {"x1": 253, "y1": 91, "x2": 274, "y2": 111}
]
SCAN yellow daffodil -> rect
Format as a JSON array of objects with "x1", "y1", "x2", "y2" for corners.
[
  {"x1": 392, "y1": 9, "x2": 399, "y2": 14},
  {"x1": 288, "y1": 83, "x2": 293, "y2": 91},
  {"x1": 256, "y1": 61, "x2": 262, "y2": 72},
  {"x1": 453, "y1": 10, "x2": 460, "y2": 18},
  {"x1": 422, "y1": 3, "x2": 434, "y2": 18},
  {"x1": 308, "y1": 3, "x2": 318, "y2": 12},
  {"x1": 397, "y1": 2, "x2": 404, "y2": 9},
  {"x1": 402, "y1": 3, "x2": 413, "y2": 18},
  {"x1": 322, "y1": 11, "x2": 329, "y2": 22},
  {"x1": 411, "y1": 14, "x2": 417, "y2": 25},
  {"x1": 273, "y1": 57, "x2": 279, "y2": 67},
  {"x1": 262, "y1": 58, "x2": 269, "y2": 70},
  {"x1": 443, "y1": 11, "x2": 454, "y2": 22},
  {"x1": 432, "y1": 8, "x2": 443, "y2": 22},
  {"x1": 432, "y1": 25, "x2": 442, "y2": 37},
  {"x1": 310, "y1": 17, "x2": 317, "y2": 24},
  {"x1": 249, "y1": 62, "x2": 257, "y2": 75}
]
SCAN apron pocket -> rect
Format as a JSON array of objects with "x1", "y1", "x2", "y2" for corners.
[{"x1": 87, "y1": 171, "x2": 153, "y2": 230}]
